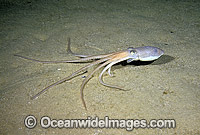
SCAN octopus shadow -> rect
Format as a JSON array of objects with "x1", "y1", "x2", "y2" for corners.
[{"x1": 115, "y1": 55, "x2": 174, "y2": 68}]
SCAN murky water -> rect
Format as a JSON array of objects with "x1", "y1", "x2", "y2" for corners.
[{"x1": 0, "y1": 0, "x2": 199, "y2": 134}]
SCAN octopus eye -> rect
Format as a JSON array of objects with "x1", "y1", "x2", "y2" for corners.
[{"x1": 130, "y1": 50, "x2": 136, "y2": 55}]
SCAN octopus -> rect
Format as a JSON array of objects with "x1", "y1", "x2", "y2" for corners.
[{"x1": 14, "y1": 38, "x2": 164, "y2": 110}]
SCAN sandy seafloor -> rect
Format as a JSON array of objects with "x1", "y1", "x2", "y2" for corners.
[{"x1": 0, "y1": 0, "x2": 199, "y2": 134}]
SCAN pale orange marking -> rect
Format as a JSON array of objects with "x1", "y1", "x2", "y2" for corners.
[{"x1": 111, "y1": 51, "x2": 129, "y2": 60}]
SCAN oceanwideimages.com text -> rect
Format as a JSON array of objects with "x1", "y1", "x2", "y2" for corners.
[{"x1": 24, "y1": 115, "x2": 176, "y2": 131}]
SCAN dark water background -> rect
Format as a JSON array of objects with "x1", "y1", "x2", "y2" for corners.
[{"x1": 0, "y1": 0, "x2": 199, "y2": 134}]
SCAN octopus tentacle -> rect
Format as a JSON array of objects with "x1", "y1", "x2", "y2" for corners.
[
  {"x1": 99, "y1": 57, "x2": 130, "y2": 90},
  {"x1": 14, "y1": 38, "x2": 118, "y2": 64},
  {"x1": 31, "y1": 57, "x2": 111, "y2": 99},
  {"x1": 67, "y1": 37, "x2": 88, "y2": 58},
  {"x1": 67, "y1": 37, "x2": 117, "y2": 59},
  {"x1": 14, "y1": 53, "x2": 114, "y2": 64},
  {"x1": 80, "y1": 60, "x2": 112, "y2": 110},
  {"x1": 108, "y1": 67, "x2": 113, "y2": 77},
  {"x1": 67, "y1": 39, "x2": 115, "y2": 77}
]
